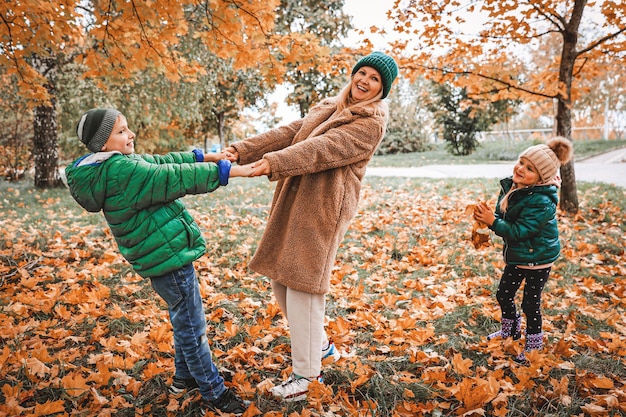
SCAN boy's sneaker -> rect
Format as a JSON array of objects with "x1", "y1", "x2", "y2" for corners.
[
  {"x1": 202, "y1": 388, "x2": 250, "y2": 416},
  {"x1": 321, "y1": 340, "x2": 341, "y2": 362},
  {"x1": 270, "y1": 373, "x2": 323, "y2": 402},
  {"x1": 168, "y1": 376, "x2": 199, "y2": 395}
]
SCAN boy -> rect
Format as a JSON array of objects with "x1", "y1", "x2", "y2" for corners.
[{"x1": 65, "y1": 108, "x2": 251, "y2": 415}]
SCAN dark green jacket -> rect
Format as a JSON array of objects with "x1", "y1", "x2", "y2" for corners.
[
  {"x1": 65, "y1": 150, "x2": 225, "y2": 278},
  {"x1": 489, "y1": 177, "x2": 561, "y2": 266}
]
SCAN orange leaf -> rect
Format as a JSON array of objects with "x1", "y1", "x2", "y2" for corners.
[
  {"x1": 61, "y1": 372, "x2": 89, "y2": 398},
  {"x1": 452, "y1": 353, "x2": 473, "y2": 376},
  {"x1": 585, "y1": 376, "x2": 614, "y2": 389},
  {"x1": 34, "y1": 400, "x2": 66, "y2": 415},
  {"x1": 24, "y1": 357, "x2": 50, "y2": 378},
  {"x1": 580, "y1": 403, "x2": 608, "y2": 416}
]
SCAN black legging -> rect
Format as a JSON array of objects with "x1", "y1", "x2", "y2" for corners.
[{"x1": 496, "y1": 264, "x2": 551, "y2": 335}]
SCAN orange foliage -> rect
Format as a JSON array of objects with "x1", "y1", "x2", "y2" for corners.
[
  {"x1": 387, "y1": 0, "x2": 626, "y2": 123},
  {"x1": 1, "y1": 0, "x2": 330, "y2": 106},
  {"x1": 0, "y1": 181, "x2": 625, "y2": 415}
]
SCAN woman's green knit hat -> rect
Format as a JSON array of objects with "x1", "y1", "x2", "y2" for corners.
[{"x1": 351, "y1": 51, "x2": 398, "y2": 99}]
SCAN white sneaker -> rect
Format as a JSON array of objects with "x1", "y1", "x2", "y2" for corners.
[
  {"x1": 322, "y1": 340, "x2": 341, "y2": 362},
  {"x1": 270, "y1": 373, "x2": 322, "y2": 402}
]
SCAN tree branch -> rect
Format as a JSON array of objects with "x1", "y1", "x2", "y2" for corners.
[
  {"x1": 410, "y1": 62, "x2": 557, "y2": 100},
  {"x1": 577, "y1": 26, "x2": 626, "y2": 56}
]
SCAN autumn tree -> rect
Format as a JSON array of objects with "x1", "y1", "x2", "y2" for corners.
[
  {"x1": 0, "y1": 0, "x2": 325, "y2": 188},
  {"x1": 274, "y1": 0, "x2": 352, "y2": 117},
  {"x1": 389, "y1": 0, "x2": 626, "y2": 213}
]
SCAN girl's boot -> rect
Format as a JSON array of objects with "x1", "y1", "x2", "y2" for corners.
[
  {"x1": 514, "y1": 332, "x2": 544, "y2": 363},
  {"x1": 487, "y1": 314, "x2": 522, "y2": 340}
]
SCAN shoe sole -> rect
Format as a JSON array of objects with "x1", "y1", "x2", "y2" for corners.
[{"x1": 168, "y1": 386, "x2": 199, "y2": 395}]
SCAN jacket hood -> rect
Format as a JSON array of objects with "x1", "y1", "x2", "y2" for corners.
[{"x1": 65, "y1": 152, "x2": 121, "y2": 212}]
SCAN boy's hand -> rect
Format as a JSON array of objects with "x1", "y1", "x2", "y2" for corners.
[
  {"x1": 204, "y1": 150, "x2": 237, "y2": 163},
  {"x1": 223, "y1": 146, "x2": 239, "y2": 162},
  {"x1": 230, "y1": 163, "x2": 258, "y2": 178}
]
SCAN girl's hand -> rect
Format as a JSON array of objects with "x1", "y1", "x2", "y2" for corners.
[{"x1": 473, "y1": 202, "x2": 495, "y2": 226}]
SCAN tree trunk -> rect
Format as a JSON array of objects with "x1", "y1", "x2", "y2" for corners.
[
  {"x1": 556, "y1": 0, "x2": 586, "y2": 214},
  {"x1": 32, "y1": 55, "x2": 63, "y2": 188},
  {"x1": 217, "y1": 112, "x2": 225, "y2": 150},
  {"x1": 33, "y1": 105, "x2": 61, "y2": 188}
]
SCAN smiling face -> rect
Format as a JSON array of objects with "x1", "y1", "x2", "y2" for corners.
[
  {"x1": 101, "y1": 114, "x2": 135, "y2": 154},
  {"x1": 350, "y1": 66, "x2": 383, "y2": 102},
  {"x1": 513, "y1": 157, "x2": 541, "y2": 186}
]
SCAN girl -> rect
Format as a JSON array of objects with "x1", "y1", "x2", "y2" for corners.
[
  {"x1": 226, "y1": 51, "x2": 398, "y2": 401},
  {"x1": 474, "y1": 137, "x2": 573, "y2": 363}
]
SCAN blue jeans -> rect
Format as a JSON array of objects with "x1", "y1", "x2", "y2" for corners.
[{"x1": 150, "y1": 263, "x2": 225, "y2": 401}]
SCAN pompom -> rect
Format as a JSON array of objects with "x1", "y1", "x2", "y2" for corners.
[{"x1": 547, "y1": 136, "x2": 573, "y2": 165}]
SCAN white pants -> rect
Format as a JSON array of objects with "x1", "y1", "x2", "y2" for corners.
[{"x1": 272, "y1": 280, "x2": 327, "y2": 378}]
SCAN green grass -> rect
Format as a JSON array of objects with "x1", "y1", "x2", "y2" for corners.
[{"x1": 369, "y1": 139, "x2": 626, "y2": 167}]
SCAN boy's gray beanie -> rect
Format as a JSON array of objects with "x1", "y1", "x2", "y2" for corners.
[{"x1": 76, "y1": 108, "x2": 120, "y2": 152}]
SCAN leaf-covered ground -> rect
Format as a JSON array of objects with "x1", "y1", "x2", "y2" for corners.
[{"x1": 0, "y1": 177, "x2": 625, "y2": 417}]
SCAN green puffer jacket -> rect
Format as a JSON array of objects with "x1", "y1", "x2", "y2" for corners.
[
  {"x1": 489, "y1": 177, "x2": 561, "y2": 267},
  {"x1": 65, "y1": 150, "x2": 225, "y2": 278}
]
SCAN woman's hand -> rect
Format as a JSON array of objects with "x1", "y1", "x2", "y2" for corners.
[
  {"x1": 250, "y1": 159, "x2": 270, "y2": 177},
  {"x1": 473, "y1": 202, "x2": 495, "y2": 226}
]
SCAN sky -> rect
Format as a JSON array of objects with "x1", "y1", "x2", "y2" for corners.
[{"x1": 342, "y1": 0, "x2": 396, "y2": 50}]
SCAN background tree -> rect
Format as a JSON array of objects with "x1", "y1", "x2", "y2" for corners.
[
  {"x1": 198, "y1": 61, "x2": 267, "y2": 150},
  {"x1": 426, "y1": 83, "x2": 518, "y2": 156},
  {"x1": 274, "y1": 0, "x2": 352, "y2": 117},
  {"x1": 0, "y1": 73, "x2": 32, "y2": 181},
  {"x1": 389, "y1": 0, "x2": 626, "y2": 213},
  {"x1": 1, "y1": 0, "x2": 325, "y2": 188}
]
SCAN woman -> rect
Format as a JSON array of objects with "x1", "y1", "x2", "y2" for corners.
[{"x1": 227, "y1": 51, "x2": 398, "y2": 401}]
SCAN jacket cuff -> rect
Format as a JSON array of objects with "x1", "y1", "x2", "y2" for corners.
[
  {"x1": 192, "y1": 149, "x2": 204, "y2": 162},
  {"x1": 216, "y1": 159, "x2": 231, "y2": 186}
]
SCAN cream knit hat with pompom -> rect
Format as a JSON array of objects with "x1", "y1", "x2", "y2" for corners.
[{"x1": 519, "y1": 136, "x2": 573, "y2": 183}]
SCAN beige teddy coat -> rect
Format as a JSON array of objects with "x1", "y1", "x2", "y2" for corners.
[{"x1": 232, "y1": 97, "x2": 388, "y2": 295}]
